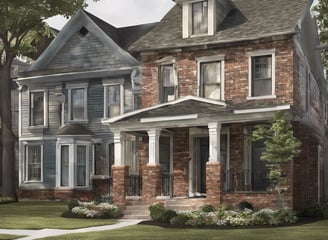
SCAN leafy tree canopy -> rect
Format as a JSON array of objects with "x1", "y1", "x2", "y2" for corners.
[{"x1": 314, "y1": 0, "x2": 328, "y2": 70}]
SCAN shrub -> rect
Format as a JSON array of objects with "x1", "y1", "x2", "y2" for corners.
[
  {"x1": 200, "y1": 204, "x2": 216, "y2": 213},
  {"x1": 219, "y1": 202, "x2": 233, "y2": 211},
  {"x1": 68, "y1": 199, "x2": 79, "y2": 211},
  {"x1": 302, "y1": 202, "x2": 323, "y2": 218},
  {"x1": 149, "y1": 203, "x2": 166, "y2": 221},
  {"x1": 160, "y1": 210, "x2": 177, "y2": 223},
  {"x1": 238, "y1": 201, "x2": 254, "y2": 211},
  {"x1": 0, "y1": 197, "x2": 16, "y2": 204},
  {"x1": 170, "y1": 214, "x2": 190, "y2": 226}
]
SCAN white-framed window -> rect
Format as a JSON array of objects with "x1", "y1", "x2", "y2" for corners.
[
  {"x1": 197, "y1": 55, "x2": 225, "y2": 100},
  {"x1": 67, "y1": 83, "x2": 88, "y2": 122},
  {"x1": 157, "y1": 57, "x2": 178, "y2": 103},
  {"x1": 56, "y1": 139, "x2": 90, "y2": 188},
  {"x1": 182, "y1": 0, "x2": 216, "y2": 38},
  {"x1": 247, "y1": 49, "x2": 276, "y2": 99},
  {"x1": 92, "y1": 142, "x2": 114, "y2": 176},
  {"x1": 103, "y1": 79, "x2": 124, "y2": 118},
  {"x1": 29, "y1": 89, "x2": 48, "y2": 127},
  {"x1": 24, "y1": 144, "x2": 43, "y2": 182}
]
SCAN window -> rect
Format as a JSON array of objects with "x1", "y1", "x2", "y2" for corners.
[
  {"x1": 57, "y1": 141, "x2": 90, "y2": 188},
  {"x1": 25, "y1": 145, "x2": 42, "y2": 182},
  {"x1": 200, "y1": 61, "x2": 222, "y2": 100},
  {"x1": 197, "y1": 55, "x2": 225, "y2": 100},
  {"x1": 29, "y1": 90, "x2": 47, "y2": 127},
  {"x1": 159, "y1": 64, "x2": 177, "y2": 103},
  {"x1": 248, "y1": 50, "x2": 275, "y2": 99},
  {"x1": 103, "y1": 79, "x2": 124, "y2": 118},
  {"x1": 134, "y1": 92, "x2": 142, "y2": 110},
  {"x1": 67, "y1": 83, "x2": 88, "y2": 122},
  {"x1": 192, "y1": 1, "x2": 208, "y2": 35}
]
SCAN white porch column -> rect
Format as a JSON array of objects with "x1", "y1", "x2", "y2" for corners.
[
  {"x1": 208, "y1": 122, "x2": 222, "y2": 163},
  {"x1": 147, "y1": 129, "x2": 161, "y2": 165},
  {"x1": 113, "y1": 130, "x2": 126, "y2": 166}
]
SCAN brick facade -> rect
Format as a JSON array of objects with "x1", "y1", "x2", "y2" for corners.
[
  {"x1": 112, "y1": 165, "x2": 129, "y2": 207},
  {"x1": 142, "y1": 164, "x2": 162, "y2": 204}
]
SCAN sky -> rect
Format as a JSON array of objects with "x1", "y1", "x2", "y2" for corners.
[{"x1": 45, "y1": 0, "x2": 176, "y2": 30}]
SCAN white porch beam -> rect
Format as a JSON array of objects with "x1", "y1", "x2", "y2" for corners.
[
  {"x1": 208, "y1": 122, "x2": 222, "y2": 163},
  {"x1": 147, "y1": 129, "x2": 161, "y2": 165},
  {"x1": 113, "y1": 131, "x2": 126, "y2": 166}
]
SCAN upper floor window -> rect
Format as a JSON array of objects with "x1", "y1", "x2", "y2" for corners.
[
  {"x1": 197, "y1": 55, "x2": 225, "y2": 101},
  {"x1": 157, "y1": 56, "x2": 178, "y2": 103},
  {"x1": 103, "y1": 79, "x2": 124, "y2": 118},
  {"x1": 67, "y1": 83, "x2": 88, "y2": 122},
  {"x1": 247, "y1": 50, "x2": 275, "y2": 99},
  {"x1": 29, "y1": 90, "x2": 48, "y2": 127},
  {"x1": 24, "y1": 144, "x2": 43, "y2": 182},
  {"x1": 192, "y1": 1, "x2": 208, "y2": 35}
]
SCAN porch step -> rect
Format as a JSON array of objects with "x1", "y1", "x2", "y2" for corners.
[
  {"x1": 122, "y1": 201, "x2": 150, "y2": 220},
  {"x1": 164, "y1": 198, "x2": 206, "y2": 211}
]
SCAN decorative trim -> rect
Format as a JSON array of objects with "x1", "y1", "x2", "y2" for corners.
[
  {"x1": 141, "y1": 114, "x2": 198, "y2": 123},
  {"x1": 234, "y1": 105, "x2": 290, "y2": 114}
]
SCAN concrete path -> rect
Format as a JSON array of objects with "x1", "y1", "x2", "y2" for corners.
[{"x1": 0, "y1": 219, "x2": 142, "y2": 240}]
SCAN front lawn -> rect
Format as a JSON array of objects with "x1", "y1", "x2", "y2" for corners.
[
  {"x1": 0, "y1": 234, "x2": 24, "y2": 240},
  {"x1": 0, "y1": 201, "x2": 116, "y2": 229},
  {"x1": 39, "y1": 220, "x2": 328, "y2": 240}
]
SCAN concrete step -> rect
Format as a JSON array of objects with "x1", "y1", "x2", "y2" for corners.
[
  {"x1": 125, "y1": 205, "x2": 149, "y2": 211},
  {"x1": 123, "y1": 209, "x2": 150, "y2": 215}
]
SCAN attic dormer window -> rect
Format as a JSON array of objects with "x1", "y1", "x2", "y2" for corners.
[
  {"x1": 192, "y1": 1, "x2": 208, "y2": 35},
  {"x1": 79, "y1": 27, "x2": 89, "y2": 37}
]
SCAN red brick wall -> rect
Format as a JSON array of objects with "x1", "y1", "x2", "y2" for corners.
[
  {"x1": 206, "y1": 162, "x2": 223, "y2": 207},
  {"x1": 142, "y1": 164, "x2": 162, "y2": 204},
  {"x1": 141, "y1": 39, "x2": 296, "y2": 108}
]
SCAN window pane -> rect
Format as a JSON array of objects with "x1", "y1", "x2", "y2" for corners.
[
  {"x1": 61, "y1": 145, "x2": 69, "y2": 186},
  {"x1": 76, "y1": 145, "x2": 86, "y2": 186},
  {"x1": 252, "y1": 56, "x2": 272, "y2": 96},
  {"x1": 94, "y1": 143, "x2": 102, "y2": 175},
  {"x1": 134, "y1": 93, "x2": 142, "y2": 110},
  {"x1": 160, "y1": 65, "x2": 175, "y2": 103},
  {"x1": 108, "y1": 85, "x2": 121, "y2": 117},
  {"x1": 162, "y1": 65, "x2": 174, "y2": 87},
  {"x1": 27, "y1": 145, "x2": 41, "y2": 181},
  {"x1": 192, "y1": 1, "x2": 208, "y2": 34},
  {"x1": 71, "y1": 89, "x2": 85, "y2": 120},
  {"x1": 201, "y1": 62, "x2": 221, "y2": 99},
  {"x1": 31, "y1": 92, "x2": 44, "y2": 126},
  {"x1": 108, "y1": 143, "x2": 114, "y2": 177}
]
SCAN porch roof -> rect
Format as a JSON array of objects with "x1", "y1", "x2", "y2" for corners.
[{"x1": 102, "y1": 96, "x2": 291, "y2": 130}]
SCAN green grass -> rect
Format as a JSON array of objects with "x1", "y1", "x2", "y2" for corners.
[
  {"x1": 0, "y1": 201, "x2": 116, "y2": 229},
  {"x1": 0, "y1": 234, "x2": 24, "y2": 240},
  {"x1": 39, "y1": 220, "x2": 328, "y2": 240}
]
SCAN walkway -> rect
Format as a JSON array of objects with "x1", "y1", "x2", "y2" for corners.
[{"x1": 0, "y1": 219, "x2": 142, "y2": 240}]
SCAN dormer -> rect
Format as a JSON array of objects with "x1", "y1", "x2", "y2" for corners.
[{"x1": 176, "y1": 0, "x2": 235, "y2": 38}]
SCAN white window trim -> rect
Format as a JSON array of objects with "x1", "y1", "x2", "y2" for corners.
[
  {"x1": 28, "y1": 89, "x2": 48, "y2": 129},
  {"x1": 197, "y1": 54, "x2": 225, "y2": 101},
  {"x1": 23, "y1": 142, "x2": 43, "y2": 183},
  {"x1": 182, "y1": 0, "x2": 215, "y2": 38},
  {"x1": 102, "y1": 78, "x2": 125, "y2": 119},
  {"x1": 247, "y1": 49, "x2": 276, "y2": 100},
  {"x1": 66, "y1": 82, "x2": 88, "y2": 123},
  {"x1": 157, "y1": 57, "x2": 178, "y2": 103},
  {"x1": 56, "y1": 138, "x2": 90, "y2": 189}
]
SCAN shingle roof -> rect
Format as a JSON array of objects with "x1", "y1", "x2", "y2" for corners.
[
  {"x1": 129, "y1": 0, "x2": 310, "y2": 52},
  {"x1": 56, "y1": 124, "x2": 94, "y2": 136}
]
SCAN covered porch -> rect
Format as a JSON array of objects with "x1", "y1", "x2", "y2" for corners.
[{"x1": 103, "y1": 96, "x2": 291, "y2": 208}]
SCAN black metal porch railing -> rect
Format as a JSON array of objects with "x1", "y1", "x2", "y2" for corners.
[
  {"x1": 162, "y1": 173, "x2": 173, "y2": 197},
  {"x1": 126, "y1": 174, "x2": 142, "y2": 196},
  {"x1": 224, "y1": 170, "x2": 271, "y2": 192}
]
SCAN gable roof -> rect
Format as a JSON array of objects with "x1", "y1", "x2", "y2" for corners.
[
  {"x1": 29, "y1": 10, "x2": 157, "y2": 71},
  {"x1": 129, "y1": 0, "x2": 311, "y2": 52}
]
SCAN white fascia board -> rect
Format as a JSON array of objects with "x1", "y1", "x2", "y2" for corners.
[
  {"x1": 140, "y1": 114, "x2": 198, "y2": 123},
  {"x1": 102, "y1": 95, "x2": 226, "y2": 124},
  {"x1": 234, "y1": 105, "x2": 290, "y2": 114}
]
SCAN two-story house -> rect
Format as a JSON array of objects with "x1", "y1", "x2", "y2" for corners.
[
  {"x1": 15, "y1": 10, "x2": 156, "y2": 200},
  {"x1": 101, "y1": 0, "x2": 328, "y2": 211}
]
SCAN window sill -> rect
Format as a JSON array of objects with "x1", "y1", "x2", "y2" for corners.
[
  {"x1": 247, "y1": 95, "x2": 276, "y2": 100},
  {"x1": 91, "y1": 175, "x2": 111, "y2": 180},
  {"x1": 28, "y1": 126, "x2": 47, "y2": 130},
  {"x1": 67, "y1": 120, "x2": 88, "y2": 124},
  {"x1": 23, "y1": 180, "x2": 43, "y2": 184}
]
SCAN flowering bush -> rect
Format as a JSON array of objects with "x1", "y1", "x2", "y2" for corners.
[{"x1": 63, "y1": 200, "x2": 122, "y2": 219}]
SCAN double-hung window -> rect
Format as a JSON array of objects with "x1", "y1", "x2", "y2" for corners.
[
  {"x1": 192, "y1": 1, "x2": 208, "y2": 35},
  {"x1": 103, "y1": 79, "x2": 124, "y2": 118},
  {"x1": 248, "y1": 50, "x2": 275, "y2": 99},
  {"x1": 25, "y1": 144, "x2": 43, "y2": 182},
  {"x1": 29, "y1": 90, "x2": 48, "y2": 127},
  {"x1": 198, "y1": 55, "x2": 225, "y2": 100},
  {"x1": 157, "y1": 57, "x2": 177, "y2": 103},
  {"x1": 67, "y1": 83, "x2": 88, "y2": 122}
]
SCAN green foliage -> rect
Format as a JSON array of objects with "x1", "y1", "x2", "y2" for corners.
[
  {"x1": 149, "y1": 203, "x2": 166, "y2": 222},
  {"x1": 160, "y1": 210, "x2": 178, "y2": 223},
  {"x1": 302, "y1": 202, "x2": 328, "y2": 219},
  {"x1": 252, "y1": 112, "x2": 301, "y2": 206},
  {"x1": 0, "y1": 196, "x2": 16, "y2": 204},
  {"x1": 200, "y1": 204, "x2": 217, "y2": 212},
  {"x1": 68, "y1": 199, "x2": 79, "y2": 211},
  {"x1": 170, "y1": 214, "x2": 191, "y2": 226},
  {"x1": 238, "y1": 201, "x2": 254, "y2": 211}
]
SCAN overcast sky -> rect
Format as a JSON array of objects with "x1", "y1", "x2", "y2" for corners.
[{"x1": 45, "y1": 0, "x2": 176, "y2": 30}]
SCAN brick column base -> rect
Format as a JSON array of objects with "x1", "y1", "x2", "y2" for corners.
[
  {"x1": 142, "y1": 164, "x2": 162, "y2": 204},
  {"x1": 112, "y1": 165, "x2": 129, "y2": 207},
  {"x1": 206, "y1": 162, "x2": 222, "y2": 207}
]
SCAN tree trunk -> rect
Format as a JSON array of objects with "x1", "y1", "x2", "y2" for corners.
[{"x1": 0, "y1": 61, "x2": 17, "y2": 200}]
